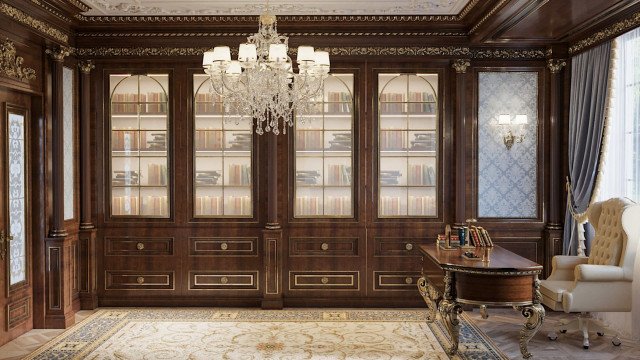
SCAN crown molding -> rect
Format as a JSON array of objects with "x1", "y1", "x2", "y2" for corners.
[
  {"x1": 76, "y1": 30, "x2": 468, "y2": 38},
  {"x1": 0, "y1": 2, "x2": 70, "y2": 44},
  {"x1": 468, "y1": 0, "x2": 509, "y2": 34},
  {"x1": 569, "y1": 9, "x2": 640, "y2": 54}
]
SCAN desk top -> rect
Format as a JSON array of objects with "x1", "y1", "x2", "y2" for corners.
[{"x1": 418, "y1": 244, "x2": 542, "y2": 273}]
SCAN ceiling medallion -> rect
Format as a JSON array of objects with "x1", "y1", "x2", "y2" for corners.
[
  {"x1": 202, "y1": 3, "x2": 330, "y2": 135},
  {"x1": 0, "y1": 39, "x2": 36, "y2": 82}
]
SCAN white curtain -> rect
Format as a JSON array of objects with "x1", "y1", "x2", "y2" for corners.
[{"x1": 596, "y1": 27, "x2": 640, "y2": 340}]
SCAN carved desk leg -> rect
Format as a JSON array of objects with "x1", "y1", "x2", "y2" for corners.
[
  {"x1": 438, "y1": 271, "x2": 462, "y2": 355},
  {"x1": 417, "y1": 277, "x2": 439, "y2": 322},
  {"x1": 518, "y1": 275, "x2": 545, "y2": 359}
]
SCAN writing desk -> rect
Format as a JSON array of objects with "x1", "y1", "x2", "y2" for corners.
[{"x1": 417, "y1": 244, "x2": 544, "y2": 359}]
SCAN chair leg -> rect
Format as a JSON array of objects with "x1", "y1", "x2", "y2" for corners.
[{"x1": 552, "y1": 313, "x2": 623, "y2": 349}]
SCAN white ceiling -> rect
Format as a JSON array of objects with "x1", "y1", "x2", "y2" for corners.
[{"x1": 82, "y1": 0, "x2": 472, "y2": 16}]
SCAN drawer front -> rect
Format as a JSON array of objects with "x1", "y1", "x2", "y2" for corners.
[
  {"x1": 105, "y1": 271, "x2": 174, "y2": 290},
  {"x1": 374, "y1": 237, "x2": 424, "y2": 257},
  {"x1": 289, "y1": 271, "x2": 359, "y2": 290},
  {"x1": 190, "y1": 237, "x2": 258, "y2": 256},
  {"x1": 373, "y1": 271, "x2": 421, "y2": 291},
  {"x1": 105, "y1": 237, "x2": 174, "y2": 256},
  {"x1": 189, "y1": 271, "x2": 259, "y2": 290},
  {"x1": 289, "y1": 237, "x2": 359, "y2": 257}
]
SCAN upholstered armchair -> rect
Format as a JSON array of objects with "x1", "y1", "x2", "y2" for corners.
[{"x1": 541, "y1": 198, "x2": 640, "y2": 349}]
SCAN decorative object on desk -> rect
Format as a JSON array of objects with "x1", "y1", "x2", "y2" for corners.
[
  {"x1": 497, "y1": 114, "x2": 527, "y2": 150},
  {"x1": 201, "y1": 0, "x2": 330, "y2": 135},
  {"x1": 438, "y1": 224, "x2": 460, "y2": 250},
  {"x1": 482, "y1": 246, "x2": 492, "y2": 263},
  {"x1": 462, "y1": 218, "x2": 477, "y2": 249},
  {"x1": 445, "y1": 224, "x2": 452, "y2": 247},
  {"x1": 461, "y1": 250, "x2": 483, "y2": 261}
]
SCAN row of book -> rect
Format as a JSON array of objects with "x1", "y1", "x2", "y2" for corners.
[
  {"x1": 295, "y1": 196, "x2": 351, "y2": 216},
  {"x1": 194, "y1": 195, "x2": 252, "y2": 216},
  {"x1": 228, "y1": 164, "x2": 251, "y2": 186},
  {"x1": 194, "y1": 93, "x2": 224, "y2": 115},
  {"x1": 325, "y1": 92, "x2": 352, "y2": 113},
  {"x1": 295, "y1": 131, "x2": 352, "y2": 151},
  {"x1": 195, "y1": 130, "x2": 223, "y2": 151},
  {"x1": 112, "y1": 195, "x2": 168, "y2": 216},
  {"x1": 380, "y1": 131, "x2": 436, "y2": 151},
  {"x1": 408, "y1": 164, "x2": 436, "y2": 186},
  {"x1": 296, "y1": 165, "x2": 352, "y2": 186},
  {"x1": 112, "y1": 131, "x2": 167, "y2": 152},
  {"x1": 112, "y1": 163, "x2": 167, "y2": 186},
  {"x1": 112, "y1": 92, "x2": 168, "y2": 103},
  {"x1": 468, "y1": 226, "x2": 494, "y2": 247},
  {"x1": 379, "y1": 195, "x2": 436, "y2": 216}
]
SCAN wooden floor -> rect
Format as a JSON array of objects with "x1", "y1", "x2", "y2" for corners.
[{"x1": 0, "y1": 308, "x2": 638, "y2": 359}]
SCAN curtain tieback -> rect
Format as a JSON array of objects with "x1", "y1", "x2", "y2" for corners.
[{"x1": 566, "y1": 176, "x2": 589, "y2": 224}]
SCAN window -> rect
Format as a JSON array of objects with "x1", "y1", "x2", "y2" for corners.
[{"x1": 599, "y1": 28, "x2": 640, "y2": 203}]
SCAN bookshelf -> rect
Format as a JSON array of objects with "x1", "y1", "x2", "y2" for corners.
[
  {"x1": 193, "y1": 74, "x2": 253, "y2": 217},
  {"x1": 110, "y1": 74, "x2": 170, "y2": 217},
  {"x1": 294, "y1": 74, "x2": 354, "y2": 217},
  {"x1": 378, "y1": 74, "x2": 438, "y2": 217}
]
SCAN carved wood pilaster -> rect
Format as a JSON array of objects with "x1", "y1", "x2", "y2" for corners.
[
  {"x1": 452, "y1": 59, "x2": 470, "y2": 225},
  {"x1": 262, "y1": 229, "x2": 283, "y2": 309},
  {"x1": 79, "y1": 60, "x2": 95, "y2": 230},
  {"x1": 266, "y1": 132, "x2": 280, "y2": 229}
]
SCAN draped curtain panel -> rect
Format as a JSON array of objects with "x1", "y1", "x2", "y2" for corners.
[{"x1": 564, "y1": 41, "x2": 613, "y2": 255}]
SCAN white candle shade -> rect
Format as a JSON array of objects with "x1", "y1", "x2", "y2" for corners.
[
  {"x1": 238, "y1": 43, "x2": 257, "y2": 62},
  {"x1": 269, "y1": 44, "x2": 288, "y2": 62},
  {"x1": 498, "y1": 114, "x2": 511, "y2": 125},
  {"x1": 211, "y1": 46, "x2": 231, "y2": 62},
  {"x1": 226, "y1": 61, "x2": 242, "y2": 75},
  {"x1": 314, "y1": 51, "x2": 330, "y2": 67},
  {"x1": 514, "y1": 114, "x2": 528, "y2": 124},
  {"x1": 202, "y1": 50, "x2": 216, "y2": 66},
  {"x1": 297, "y1": 46, "x2": 315, "y2": 63}
]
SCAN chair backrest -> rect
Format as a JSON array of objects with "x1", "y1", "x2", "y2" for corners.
[{"x1": 588, "y1": 198, "x2": 640, "y2": 281}]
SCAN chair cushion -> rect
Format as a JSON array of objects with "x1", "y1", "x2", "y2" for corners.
[
  {"x1": 589, "y1": 200, "x2": 625, "y2": 266},
  {"x1": 540, "y1": 280, "x2": 574, "y2": 302}
]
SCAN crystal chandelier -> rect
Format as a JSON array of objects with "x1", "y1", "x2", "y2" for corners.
[{"x1": 202, "y1": 3, "x2": 330, "y2": 135}]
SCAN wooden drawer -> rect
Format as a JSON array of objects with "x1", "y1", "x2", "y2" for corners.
[
  {"x1": 189, "y1": 237, "x2": 258, "y2": 256},
  {"x1": 289, "y1": 271, "x2": 359, "y2": 290},
  {"x1": 373, "y1": 271, "x2": 421, "y2": 291},
  {"x1": 289, "y1": 237, "x2": 359, "y2": 257},
  {"x1": 105, "y1": 237, "x2": 173, "y2": 256},
  {"x1": 374, "y1": 237, "x2": 424, "y2": 257},
  {"x1": 189, "y1": 271, "x2": 259, "y2": 290},
  {"x1": 105, "y1": 271, "x2": 174, "y2": 290}
]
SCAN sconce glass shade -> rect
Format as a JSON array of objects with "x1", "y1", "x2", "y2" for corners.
[
  {"x1": 498, "y1": 114, "x2": 511, "y2": 125},
  {"x1": 514, "y1": 114, "x2": 528, "y2": 124}
]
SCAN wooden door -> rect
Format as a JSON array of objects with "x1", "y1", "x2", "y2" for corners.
[{"x1": 0, "y1": 101, "x2": 33, "y2": 346}]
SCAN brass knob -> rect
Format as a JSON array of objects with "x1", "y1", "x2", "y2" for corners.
[
  {"x1": 405, "y1": 277, "x2": 413, "y2": 284},
  {"x1": 220, "y1": 276, "x2": 229, "y2": 284},
  {"x1": 136, "y1": 242, "x2": 145, "y2": 250},
  {"x1": 405, "y1": 243, "x2": 413, "y2": 251},
  {"x1": 321, "y1": 243, "x2": 329, "y2": 251},
  {"x1": 321, "y1": 276, "x2": 329, "y2": 284},
  {"x1": 136, "y1": 276, "x2": 145, "y2": 284},
  {"x1": 221, "y1": 242, "x2": 228, "y2": 250}
]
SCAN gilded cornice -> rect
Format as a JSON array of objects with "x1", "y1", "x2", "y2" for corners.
[
  {"x1": 0, "y1": 2, "x2": 69, "y2": 44},
  {"x1": 76, "y1": 31, "x2": 467, "y2": 38},
  {"x1": 0, "y1": 39, "x2": 36, "y2": 82},
  {"x1": 569, "y1": 10, "x2": 640, "y2": 54},
  {"x1": 75, "y1": 14, "x2": 463, "y2": 23},
  {"x1": 470, "y1": 48, "x2": 547, "y2": 59},
  {"x1": 29, "y1": 0, "x2": 74, "y2": 23}
]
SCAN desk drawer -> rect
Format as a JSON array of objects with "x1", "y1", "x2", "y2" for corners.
[
  {"x1": 105, "y1": 237, "x2": 173, "y2": 256},
  {"x1": 105, "y1": 271, "x2": 174, "y2": 290},
  {"x1": 374, "y1": 238, "x2": 425, "y2": 257},
  {"x1": 190, "y1": 237, "x2": 258, "y2": 256},
  {"x1": 289, "y1": 271, "x2": 359, "y2": 290},
  {"x1": 289, "y1": 237, "x2": 359, "y2": 257},
  {"x1": 189, "y1": 271, "x2": 259, "y2": 290},
  {"x1": 373, "y1": 271, "x2": 421, "y2": 291}
]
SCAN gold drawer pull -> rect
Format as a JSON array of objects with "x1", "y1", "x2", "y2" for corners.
[
  {"x1": 321, "y1": 276, "x2": 329, "y2": 284},
  {"x1": 136, "y1": 242, "x2": 145, "y2": 250},
  {"x1": 220, "y1": 242, "x2": 228, "y2": 250},
  {"x1": 136, "y1": 276, "x2": 145, "y2": 284},
  {"x1": 405, "y1": 277, "x2": 413, "y2": 284},
  {"x1": 220, "y1": 276, "x2": 229, "y2": 284},
  {"x1": 405, "y1": 243, "x2": 413, "y2": 251},
  {"x1": 321, "y1": 243, "x2": 329, "y2": 251}
]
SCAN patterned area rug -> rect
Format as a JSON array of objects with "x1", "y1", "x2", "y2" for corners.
[{"x1": 24, "y1": 308, "x2": 507, "y2": 360}]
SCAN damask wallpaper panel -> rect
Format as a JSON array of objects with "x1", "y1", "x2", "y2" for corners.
[
  {"x1": 477, "y1": 72, "x2": 538, "y2": 218},
  {"x1": 63, "y1": 66, "x2": 75, "y2": 220}
]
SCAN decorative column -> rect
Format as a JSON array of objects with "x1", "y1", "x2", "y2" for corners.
[
  {"x1": 452, "y1": 59, "x2": 471, "y2": 226},
  {"x1": 262, "y1": 132, "x2": 283, "y2": 309},
  {"x1": 78, "y1": 60, "x2": 98, "y2": 309},
  {"x1": 44, "y1": 46, "x2": 75, "y2": 328},
  {"x1": 545, "y1": 59, "x2": 567, "y2": 277}
]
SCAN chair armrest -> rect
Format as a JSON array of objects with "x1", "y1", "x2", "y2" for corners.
[
  {"x1": 552, "y1": 256, "x2": 589, "y2": 270},
  {"x1": 574, "y1": 264, "x2": 626, "y2": 282}
]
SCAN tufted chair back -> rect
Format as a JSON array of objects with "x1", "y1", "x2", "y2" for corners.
[{"x1": 587, "y1": 198, "x2": 640, "y2": 280}]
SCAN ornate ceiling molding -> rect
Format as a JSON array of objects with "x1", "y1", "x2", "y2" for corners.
[
  {"x1": 76, "y1": 45, "x2": 547, "y2": 59},
  {"x1": 0, "y1": 2, "x2": 69, "y2": 44},
  {"x1": 76, "y1": 14, "x2": 466, "y2": 23},
  {"x1": 569, "y1": 10, "x2": 640, "y2": 54},
  {"x1": 30, "y1": 0, "x2": 74, "y2": 23},
  {"x1": 76, "y1": 30, "x2": 467, "y2": 38},
  {"x1": 0, "y1": 39, "x2": 36, "y2": 82},
  {"x1": 469, "y1": 0, "x2": 509, "y2": 34}
]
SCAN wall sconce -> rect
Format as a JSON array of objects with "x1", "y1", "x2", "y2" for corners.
[{"x1": 497, "y1": 114, "x2": 527, "y2": 150}]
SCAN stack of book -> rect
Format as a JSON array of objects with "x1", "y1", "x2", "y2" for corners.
[
  {"x1": 141, "y1": 195, "x2": 168, "y2": 216},
  {"x1": 409, "y1": 133, "x2": 436, "y2": 151},
  {"x1": 195, "y1": 130, "x2": 223, "y2": 151},
  {"x1": 295, "y1": 196, "x2": 321, "y2": 216},
  {"x1": 380, "y1": 170, "x2": 402, "y2": 185},
  {"x1": 296, "y1": 131, "x2": 323, "y2": 150},
  {"x1": 113, "y1": 171, "x2": 139, "y2": 186},
  {"x1": 227, "y1": 133, "x2": 252, "y2": 151},
  {"x1": 327, "y1": 133, "x2": 352, "y2": 151},
  {"x1": 228, "y1": 164, "x2": 251, "y2": 186},
  {"x1": 112, "y1": 196, "x2": 139, "y2": 215},
  {"x1": 195, "y1": 171, "x2": 221, "y2": 186},
  {"x1": 468, "y1": 226, "x2": 494, "y2": 247},
  {"x1": 408, "y1": 195, "x2": 436, "y2": 216},
  {"x1": 112, "y1": 131, "x2": 138, "y2": 151},
  {"x1": 380, "y1": 130, "x2": 406, "y2": 151},
  {"x1": 144, "y1": 132, "x2": 167, "y2": 151},
  {"x1": 326, "y1": 92, "x2": 351, "y2": 113},
  {"x1": 408, "y1": 164, "x2": 436, "y2": 186},
  {"x1": 146, "y1": 164, "x2": 168, "y2": 186},
  {"x1": 327, "y1": 165, "x2": 351, "y2": 186},
  {"x1": 379, "y1": 196, "x2": 402, "y2": 216},
  {"x1": 195, "y1": 195, "x2": 223, "y2": 216},
  {"x1": 296, "y1": 170, "x2": 321, "y2": 185}
]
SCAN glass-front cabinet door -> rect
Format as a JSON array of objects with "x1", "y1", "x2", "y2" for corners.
[
  {"x1": 193, "y1": 74, "x2": 252, "y2": 217},
  {"x1": 378, "y1": 74, "x2": 438, "y2": 218},
  {"x1": 109, "y1": 74, "x2": 170, "y2": 218},
  {"x1": 294, "y1": 74, "x2": 354, "y2": 218}
]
